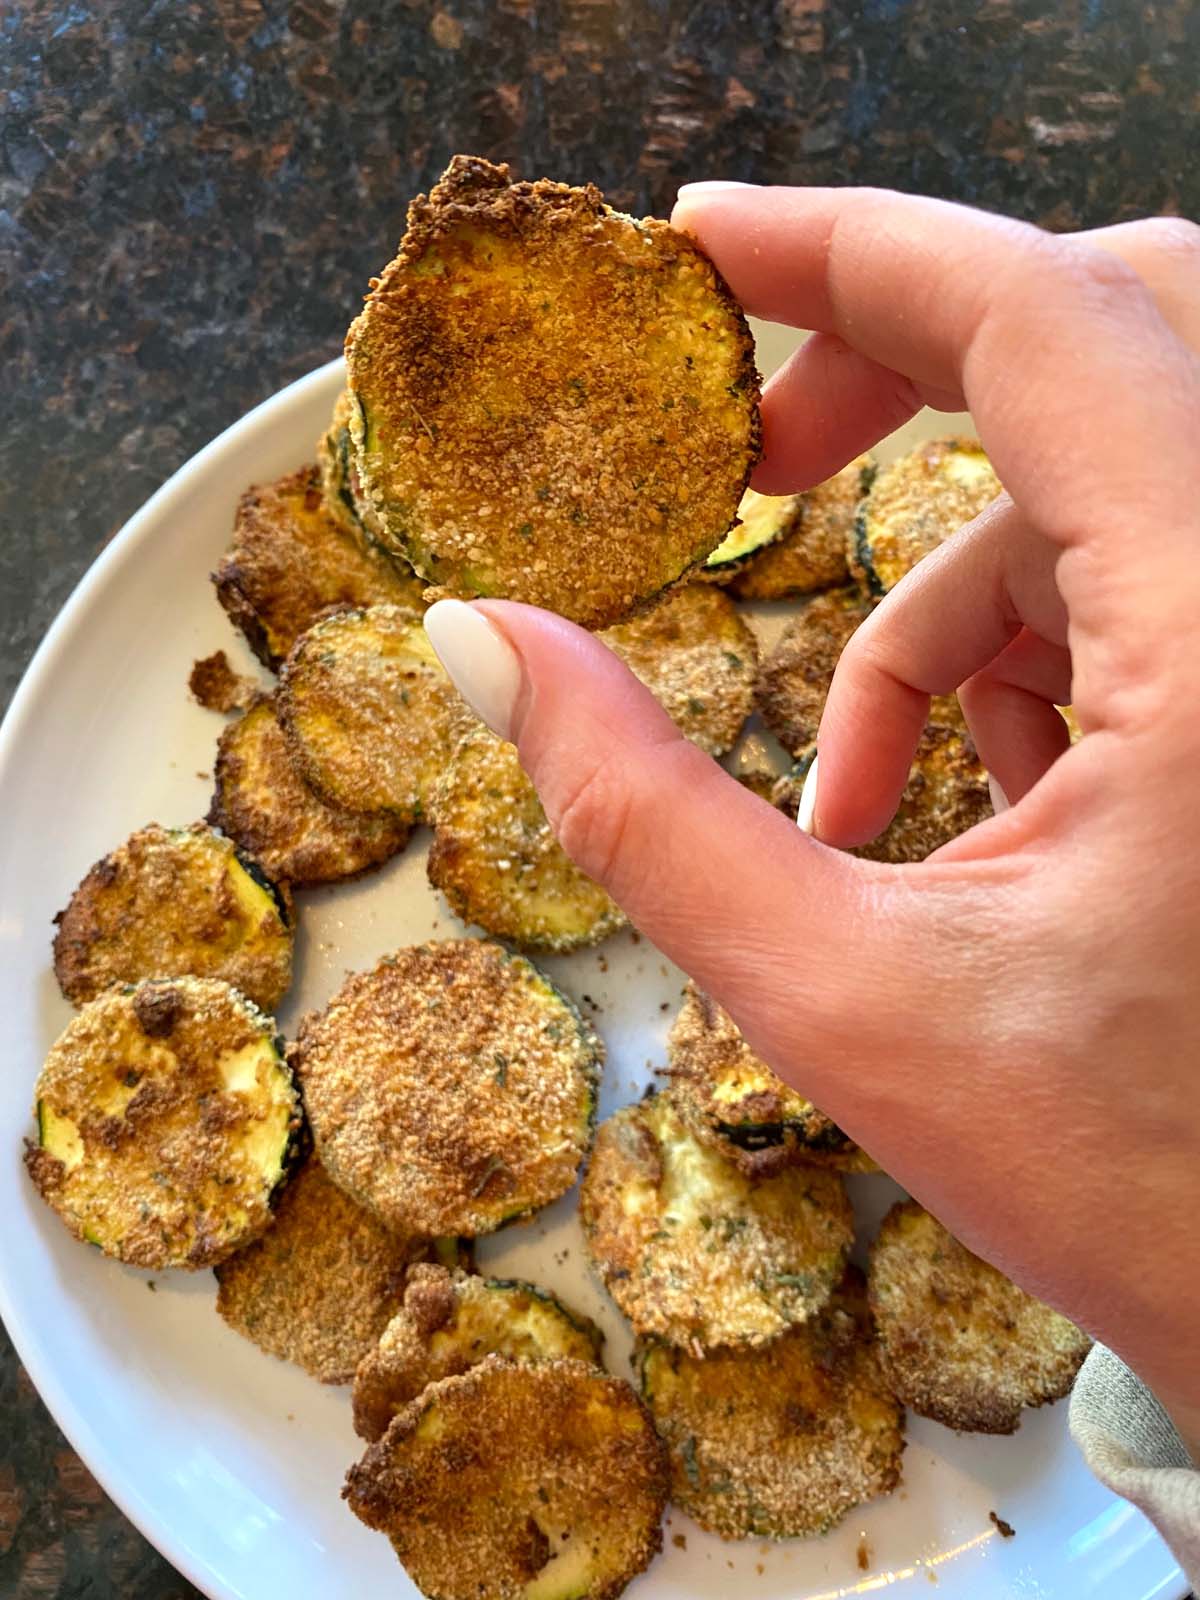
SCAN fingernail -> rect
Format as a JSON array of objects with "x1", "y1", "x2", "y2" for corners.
[
  {"x1": 676, "y1": 180, "x2": 754, "y2": 198},
  {"x1": 796, "y1": 754, "x2": 820, "y2": 837},
  {"x1": 988, "y1": 774, "x2": 1010, "y2": 815},
  {"x1": 424, "y1": 600, "x2": 523, "y2": 742}
]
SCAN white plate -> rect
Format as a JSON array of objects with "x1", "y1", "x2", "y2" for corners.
[{"x1": 0, "y1": 335, "x2": 1185, "y2": 1600}]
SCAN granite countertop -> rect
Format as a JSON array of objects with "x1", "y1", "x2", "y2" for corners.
[{"x1": 1, "y1": 0, "x2": 1197, "y2": 1594}]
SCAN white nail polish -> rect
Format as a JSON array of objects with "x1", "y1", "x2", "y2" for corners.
[
  {"x1": 676, "y1": 180, "x2": 754, "y2": 198},
  {"x1": 796, "y1": 754, "x2": 819, "y2": 836},
  {"x1": 424, "y1": 600, "x2": 523, "y2": 742},
  {"x1": 988, "y1": 774, "x2": 1010, "y2": 815}
]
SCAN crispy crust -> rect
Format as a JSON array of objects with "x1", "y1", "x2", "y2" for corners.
[
  {"x1": 636, "y1": 1267, "x2": 904, "y2": 1539},
  {"x1": 213, "y1": 465, "x2": 427, "y2": 669},
  {"x1": 754, "y1": 586, "x2": 873, "y2": 758},
  {"x1": 773, "y1": 725, "x2": 991, "y2": 862},
  {"x1": 209, "y1": 696, "x2": 410, "y2": 887},
  {"x1": 25, "y1": 978, "x2": 300, "y2": 1270},
  {"x1": 345, "y1": 154, "x2": 761, "y2": 630},
  {"x1": 344, "y1": 1356, "x2": 668, "y2": 1600},
  {"x1": 277, "y1": 604, "x2": 474, "y2": 820},
  {"x1": 52, "y1": 822, "x2": 294, "y2": 1012},
  {"x1": 730, "y1": 456, "x2": 874, "y2": 600},
  {"x1": 352, "y1": 1264, "x2": 604, "y2": 1441},
  {"x1": 580, "y1": 1092, "x2": 853, "y2": 1352},
  {"x1": 600, "y1": 585, "x2": 757, "y2": 757},
  {"x1": 666, "y1": 983, "x2": 872, "y2": 1177},
  {"x1": 293, "y1": 941, "x2": 602, "y2": 1237},
  {"x1": 869, "y1": 1202, "x2": 1091, "y2": 1434},
  {"x1": 215, "y1": 1156, "x2": 429, "y2": 1382},
  {"x1": 188, "y1": 650, "x2": 259, "y2": 714},
  {"x1": 427, "y1": 725, "x2": 626, "y2": 952},
  {"x1": 849, "y1": 437, "x2": 1000, "y2": 599}
]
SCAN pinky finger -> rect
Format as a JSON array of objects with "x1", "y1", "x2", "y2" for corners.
[{"x1": 957, "y1": 628, "x2": 1073, "y2": 805}]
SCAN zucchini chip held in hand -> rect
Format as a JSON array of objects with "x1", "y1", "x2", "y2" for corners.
[
  {"x1": 53, "y1": 821, "x2": 294, "y2": 1013},
  {"x1": 209, "y1": 695, "x2": 411, "y2": 887},
  {"x1": 345, "y1": 154, "x2": 761, "y2": 629},
  {"x1": 580, "y1": 1091, "x2": 853, "y2": 1352},
  {"x1": 352, "y1": 1263, "x2": 604, "y2": 1441},
  {"x1": 428, "y1": 725, "x2": 626, "y2": 953},
  {"x1": 637, "y1": 1266, "x2": 904, "y2": 1539},
  {"x1": 213, "y1": 464, "x2": 426, "y2": 668},
  {"x1": 666, "y1": 982, "x2": 872, "y2": 1176},
  {"x1": 25, "y1": 977, "x2": 300, "y2": 1270},
  {"x1": 215, "y1": 1156, "x2": 435, "y2": 1384},
  {"x1": 294, "y1": 940, "x2": 601, "y2": 1237},
  {"x1": 278, "y1": 604, "x2": 473, "y2": 821},
  {"x1": 344, "y1": 1357, "x2": 668, "y2": 1600},
  {"x1": 868, "y1": 1202, "x2": 1092, "y2": 1434}
]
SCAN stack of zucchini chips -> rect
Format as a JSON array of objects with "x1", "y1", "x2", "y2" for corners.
[{"x1": 26, "y1": 157, "x2": 1089, "y2": 1599}]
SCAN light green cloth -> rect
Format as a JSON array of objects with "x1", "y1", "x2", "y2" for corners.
[{"x1": 1070, "y1": 1344, "x2": 1199, "y2": 1589}]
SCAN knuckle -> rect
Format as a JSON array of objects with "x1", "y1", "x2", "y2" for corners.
[{"x1": 549, "y1": 755, "x2": 640, "y2": 886}]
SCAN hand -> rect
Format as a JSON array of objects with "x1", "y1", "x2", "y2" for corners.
[{"x1": 423, "y1": 188, "x2": 1200, "y2": 1444}]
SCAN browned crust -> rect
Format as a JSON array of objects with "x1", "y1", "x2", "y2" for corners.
[
  {"x1": 212, "y1": 465, "x2": 426, "y2": 669},
  {"x1": 345, "y1": 154, "x2": 761, "y2": 630},
  {"x1": 344, "y1": 1357, "x2": 668, "y2": 1600},
  {"x1": 188, "y1": 650, "x2": 259, "y2": 714},
  {"x1": 636, "y1": 1266, "x2": 905, "y2": 1539},
  {"x1": 754, "y1": 586, "x2": 874, "y2": 758},
  {"x1": 52, "y1": 822, "x2": 294, "y2": 1012},
  {"x1": 730, "y1": 456, "x2": 873, "y2": 601},
  {"x1": 214, "y1": 1156, "x2": 430, "y2": 1383},
  {"x1": 26, "y1": 977, "x2": 299, "y2": 1271},
  {"x1": 208, "y1": 696, "x2": 410, "y2": 887},
  {"x1": 292, "y1": 941, "x2": 601, "y2": 1237},
  {"x1": 868, "y1": 1202, "x2": 1092, "y2": 1434}
]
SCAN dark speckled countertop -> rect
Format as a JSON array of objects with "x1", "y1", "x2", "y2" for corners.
[{"x1": 1, "y1": 2, "x2": 1197, "y2": 1595}]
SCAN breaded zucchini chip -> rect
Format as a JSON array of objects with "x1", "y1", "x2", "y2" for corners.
[
  {"x1": 601, "y1": 585, "x2": 757, "y2": 756},
  {"x1": 695, "y1": 487, "x2": 794, "y2": 585},
  {"x1": 636, "y1": 1267, "x2": 904, "y2": 1539},
  {"x1": 754, "y1": 586, "x2": 873, "y2": 757},
  {"x1": 277, "y1": 605, "x2": 473, "y2": 820},
  {"x1": 729, "y1": 455, "x2": 874, "y2": 600},
  {"x1": 25, "y1": 977, "x2": 299, "y2": 1270},
  {"x1": 850, "y1": 437, "x2": 1000, "y2": 599},
  {"x1": 345, "y1": 154, "x2": 761, "y2": 630},
  {"x1": 53, "y1": 822, "x2": 294, "y2": 1012},
  {"x1": 580, "y1": 1092, "x2": 853, "y2": 1351},
  {"x1": 774, "y1": 725, "x2": 990, "y2": 862},
  {"x1": 213, "y1": 465, "x2": 425, "y2": 668},
  {"x1": 666, "y1": 983, "x2": 872, "y2": 1176},
  {"x1": 353, "y1": 1263, "x2": 604, "y2": 1441},
  {"x1": 344, "y1": 1357, "x2": 668, "y2": 1600},
  {"x1": 427, "y1": 726, "x2": 625, "y2": 952},
  {"x1": 869, "y1": 1202, "x2": 1091, "y2": 1433},
  {"x1": 209, "y1": 695, "x2": 410, "y2": 887},
  {"x1": 215, "y1": 1156, "x2": 431, "y2": 1383},
  {"x1": 294, "y1": 941, "x2": 602, "y2": 1237}
]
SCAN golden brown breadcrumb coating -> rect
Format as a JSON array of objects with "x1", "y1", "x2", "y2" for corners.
[
  {"x1": 345, "y1": 154, "x2": 761, "y2": 630},
  {"x1": 730, "y1": 456, "x2": 874, "y2": 600},
  {"x1": 754, "y1": 586, "x2": 873, "y2": 758}
]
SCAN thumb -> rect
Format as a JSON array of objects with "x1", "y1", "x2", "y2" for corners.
[{"x1": 423, "y1": 597, "x2": 965, "y2": 1125}]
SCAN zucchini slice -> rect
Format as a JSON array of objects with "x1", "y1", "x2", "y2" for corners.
[
  {"x1": 730, "y1": 455, "x2": 875, "y2": 600},
  {"x1": 754, "y1": 585, "x2": 874, "y2": 758},
  {"x1": 24, "y1": 977, "x2": 300, "y2": 1270},
  {"x1": 209, "y1": 695, "x2": 410, "y2": 887},
  {"x1": 697, "y1": 487, "x2": 797, "y2": 583},
  {"x1": 215, "y1": 1155, "x2": 437, "y2": 1383},
  {"x1": 277, "y1": 605, "x2": 475, "y2": 821},
  {"x1": 773, "y1": 724, "x2": 990, "y2": 862},
  {"x1": 344, "y1": 154, "x2": 761, "y2": 631},
  {"x1": 213, "y1": 464, "x2": 426, "y2": 669},
  {"x1": 428, "y1": 726, "x2": 626, "y2": 953},
  {"x1": 353, "y1": 1263, "x2": 604, "y2": 1441},
  {"x1": 344, "y1": 1357, "x2": 667, "y2": 1600},
  {"x1": 636, "y1": 1266, "x2": 904, "y2": 1539},
  {"x1": 869, "y1": 1201, "x2": 1091, "y2": 1433},
  {"x1": 579, "y1": 1091, "x2": 853, "y2": 1351},
  {"x1": 850, "y1": 436, "x2": 1000, "y2": 599},
  {"x1": 666, "y1": 983, "x2": 873, "y2": 1176},
  {"x1": 294, "y1": 940, "x2": 602, "y2": 1237},
  {"x1": 600, "y1": 585, "x2": 757, "y2": 757},
  {"x1": 52, "y1": 821, "x2": 294, "y2": 1013}
]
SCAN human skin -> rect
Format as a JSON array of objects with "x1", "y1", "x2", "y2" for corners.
[{"x1": 423, "y1": 188, "x2": 1200, "y2": 1456}]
